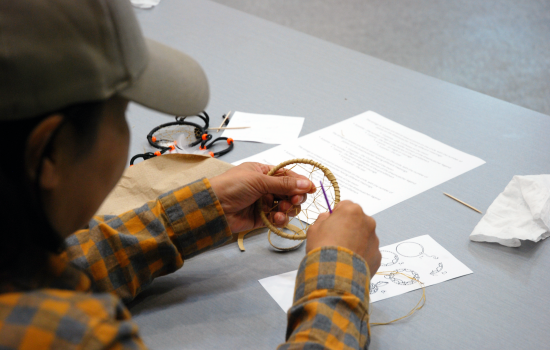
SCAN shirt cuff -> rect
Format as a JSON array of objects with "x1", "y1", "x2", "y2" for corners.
[
  {"x1": 158, "y1": 178, "x2": 232, "y2": 259},
  {"x1": 293, "y1": 246, "x2": 371, "y2": 305}
]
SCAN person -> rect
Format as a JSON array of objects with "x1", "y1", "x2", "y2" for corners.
[{"x1": 0, "y1": 0, "x2": 381, "y2": 349}]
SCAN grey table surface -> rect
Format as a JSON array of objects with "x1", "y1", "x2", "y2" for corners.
[{"x1": 126, "y1": 1, "x2": 550, "y2": 349}]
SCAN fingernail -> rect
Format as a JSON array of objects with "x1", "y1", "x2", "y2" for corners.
[
  {"x1": 297, "y1": 179, "x2": 310, "y2": 189},
  {"x1": 292, "y1": 195, "x2": 305, "y2": 205}
]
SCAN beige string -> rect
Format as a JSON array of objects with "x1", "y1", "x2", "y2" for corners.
[
  {"x1": 247, "y1": 159, "x2": 426, "y2": 327},
  {"x1": 369, "y1": 271, "x2": 426, "y2": 327},
  {"x1": 258, "y1": 158, "x2": 340, "y2": 241}
]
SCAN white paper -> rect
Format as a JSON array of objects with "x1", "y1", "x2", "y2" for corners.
[
  {"x1": 258, "y1": 270, "x2": 298, "y2": 312},
  {"x1": 470, "y1": 175, "x2": 550, "y2": 247},
  {"x1": 235, "y1": 111, "x2": 485, "y2": 219},
  {"x1": 130, "y1": 0, "x2": 161, "y2": 9},
  {"x1": 221, "y1": 111, "x2": 304, "y2": 145},
  {"x1": 259, "y1": 235, "x2": 473, "y2": 311},
  {"x1": 368, "y1": 235, "x2": 473, "y2": 302}
]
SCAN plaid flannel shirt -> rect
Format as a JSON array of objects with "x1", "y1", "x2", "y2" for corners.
[
  {"x1": 279, "y1": 247, "x2": 371, "y2": 349},
  {"x1": 0, "y1": 178, "x2": 371, "y2": 349}
]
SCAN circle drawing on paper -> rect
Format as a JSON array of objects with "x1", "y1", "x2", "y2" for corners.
[
  {"x1": 369, "y1": 281, "x2": 389, "y2": 294},
  {"x1": 396, "y1": 242, "x2": 438, "y2": 259},
  {"x1": 396, "y1": 242, "x2": 424, "y2": 257},
  {"x1": 385, "y1": 268, "x2": 420, "y2": 286},
  {"x1": 380, "y1": 250, "x2": 399, "y2": 266}
]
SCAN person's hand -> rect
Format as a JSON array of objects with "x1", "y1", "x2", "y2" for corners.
[
  {"x1": 209, "y1": 162, "x2": 316, "y2": 233},
  {"x1": 306, "y1": 200, "x2": 381, "y2": 275}
]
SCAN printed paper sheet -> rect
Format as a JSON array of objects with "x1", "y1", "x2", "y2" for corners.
[
  {"x1": 235, "y1": 111, "x2": 485, "y2": 220},
  {"x1": 259, "y1": 235, "x2": 473, "y2": 311}
]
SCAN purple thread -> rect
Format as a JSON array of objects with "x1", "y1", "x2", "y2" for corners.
[{"x1": 320, "y1": 181, "x2": 332, "y2": 214}]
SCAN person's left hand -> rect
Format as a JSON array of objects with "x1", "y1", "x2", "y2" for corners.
[{"x1": 209, "y1": 162, "x2": 316, "y2": 233}]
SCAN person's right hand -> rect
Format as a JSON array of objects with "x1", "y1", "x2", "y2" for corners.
[{"x1": 306, "y1": 200, "x2": 381, "y2": 275}]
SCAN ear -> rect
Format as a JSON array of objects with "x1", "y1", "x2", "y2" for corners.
[{"x1": 25, "y1": 114, "x2": 64, "y2": 189}]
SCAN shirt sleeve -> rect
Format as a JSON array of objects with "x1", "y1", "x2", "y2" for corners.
[
  {"x1": 64, "y1": 178, "x2": 232, "y2": 302},
  {"x1": 77, "y1": 293, "x2": 147, "y2": 350},
  {"x1": 278, "y1": 247, "x2": 372, "y2": 350},
  {"x1": 0, "y1": 290, "x2": 147, "y2": 350}
]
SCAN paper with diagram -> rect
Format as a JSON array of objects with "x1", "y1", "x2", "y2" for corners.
[
  {"x1": 234, "y1": 111, "x2": 485, "y2": 219},
  {"x1": 368, "y1": 235, "x2": 472, "y2": 302},
  {"x1": 259, "y1": 235, "x2": 473, "y2": 311}
]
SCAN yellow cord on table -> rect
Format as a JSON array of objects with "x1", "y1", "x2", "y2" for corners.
[{"x1": 369, "y1": 271, "x2": 426, "y2": 327}]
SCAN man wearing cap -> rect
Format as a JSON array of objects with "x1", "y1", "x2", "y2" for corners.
[{"x1": 0, "y1": 0, "x2": 381, "y2": 349}]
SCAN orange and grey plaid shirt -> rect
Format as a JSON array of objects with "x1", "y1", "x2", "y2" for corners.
[{"x1": 0, "y1": 178, "x2": 371, "y2": 349}]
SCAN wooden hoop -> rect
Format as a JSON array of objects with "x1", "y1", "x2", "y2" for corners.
[{"x1": 257, "y1": 158, "x2": 340, "y2": 240}]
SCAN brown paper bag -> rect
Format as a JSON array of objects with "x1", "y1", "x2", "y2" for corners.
[{"x1": 96, "y1": 154, "x2": 234, "y2": 216}]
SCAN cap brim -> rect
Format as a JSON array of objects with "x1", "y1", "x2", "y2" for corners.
[{"x1": 120, "y1": 38, "x2": 209, "y2": 116}]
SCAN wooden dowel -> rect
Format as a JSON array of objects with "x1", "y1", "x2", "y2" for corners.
[
  {"x1": 208, "y1": 126, "x2": 250, "y2": 130},
  {"x1": 443, "y1": 193, "x2": 482, "y2": 214},
  {"x1": 217, "y1": 110, "x2": 232, "y2": 130}
]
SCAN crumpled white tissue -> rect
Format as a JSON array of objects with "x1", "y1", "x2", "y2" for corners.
[
  {"x1": 131, "y1": 0, "x2": 161, "y2": 9},
  {"x1": 470, "y1": 175, "x2": 550, "y2": 247}
]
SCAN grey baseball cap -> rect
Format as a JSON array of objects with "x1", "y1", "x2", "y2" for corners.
[{"x1": 0, "y1": 0, "x2": 209, "y2": 121}]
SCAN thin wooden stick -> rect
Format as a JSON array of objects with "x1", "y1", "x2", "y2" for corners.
[
  {"x1": 443, "y1": 193, "x2": 482, "y2": 214},
  {"x1": 207, "y1": 126, "x2": 250, "y2": 130},
  {"x1": 216, "y1": 111, "x2": 231, "y2": 131}
]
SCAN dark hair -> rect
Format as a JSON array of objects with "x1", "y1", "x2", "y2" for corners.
[{"x1": 0, "y1": 100, "x2": 106, "y2": 288}]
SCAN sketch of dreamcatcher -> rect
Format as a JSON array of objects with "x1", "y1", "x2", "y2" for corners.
[
  {"x1": 370, "y1": 281, "x2": 389, "y2": 294},
  {"x1": 396, "y1": 242, "x2": 438, "y2": 259},
  {"x1": 384, "y1": 268, "x2": 420, "y2": 286},
  {"x1": 380, "y1": 250, "x2": 399, "y2": 266},
  {"x1": 237, "y1": 159, "x2": 340, "y2": 251},
  {"x1": 430, "y1": 262, "x2": 446, "y2": 276}
]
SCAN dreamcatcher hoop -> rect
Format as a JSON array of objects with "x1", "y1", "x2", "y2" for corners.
[
  {"x1": 257, "y1": 158, "x2": 340, "y2": 240},
  {"x1": 148, "y1": 119, "x2": 207, "y2": 149},
  {"x1": 267, "y1": 224, "x2": 306, "y2": 251},
  {"x1": 130, "y1": 111, "x2": 235, "y2": 165}
]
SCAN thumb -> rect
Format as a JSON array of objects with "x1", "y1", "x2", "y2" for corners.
[{"x1": 260, "y1": 174, "x2": 313, "y2": 196}]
